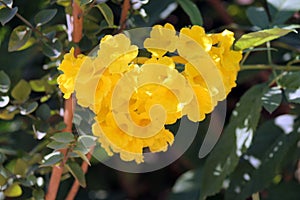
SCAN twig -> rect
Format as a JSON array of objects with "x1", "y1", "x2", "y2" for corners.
[
  {"x1": 240, "y1": 65, "x2": 300, "y2": 71},
  {"x1": 118, "y1": 0, "x2": 131, "y2": 32},
  {"x1": 65, "y1": 147, "x2": 94, "y2": 200}
]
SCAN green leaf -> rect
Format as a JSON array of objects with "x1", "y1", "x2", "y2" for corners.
[
  {"x1": 169, "y1": 168, "x2": 202, "y2": 199},
  {"x1": 199, "y1": 84, "x2": 267, "y2": 200},
  {"x1": 20, "y1": 101, "x2": 38, "y2": 115},
  {"x1": 0, "y1": 70, "x2": 10, "y2": 93},
  {"x1": 267, "y1": 0, "x2": 300, "y2": 11},
  {"x1": 80, "y1": 0, "x2": 93, "y2": 6},
  {"x1": 177, "y1": 0, "x2": 203, "y2": 26},
  {"x1": 0, "y1": 7, "x2": 18, "y2": 26},
  {"x1": 226, "y1": 120, "x2": 300, "y2": 200},
  {"x1": 278, "y1": 71, "x2": 300, "y2": 89},
  {"x1": 262, "y1": 86, "x2": 282, "y2": 113},
  {"x1": 4, "y1": 183, "x2": 22, "y2": 197},
  {"x1": 0, "y1": 0, "x2": 13, "y2": 8},
  {"x1": 234, "y1": 28, "x2": 295, "y2": 50},
  {"x1": 78, "y1": 135, "x2": 97, "y2": 148},
  {"x1": 47, "y1": 141, "x2": 68, "y2": 150},
  {"x1": 284, "y1": 88, "x2": 300, "y2": 104},
  {"x1": 34, "y1": 9, "x2": 57, "y2": 26},
  {"x1": 32, "y1": 188, "x2": 44, "y2": 200},
  {"x1": 95, "y1": 3, "x2": 114, "y2": 27},
  {"x1": 8, "y1": 25, "x2": 32, "y2": 52},
  {"x1": 36, "y1": 103, "x2": 51, "y2": 120},
  {"x1": 66, "y1": 162, "x2": 86, "y2": 187},
  {"x1": 246, "y1": 7, "x2": 269, "y2": 29},
  {"x1": 14, "y1": 158, "x2": 27, "y2": 176},
  {"x1": 42, "y1": 39, "x2": 62, "y2": 58},
  {"x1": 267, "y1": 3, "x2": 294, "y2": 26},
  {"x1": 0, "y1": 107, "x2": 18, "y2": 120},
  {"x1": 0, "y1": 174, "x2": 6, "y2": 186},
  {"x1": 41, "y1": 152, "x2": 63, "y2": 167},
  {"x1": 29, "y1": 79, "x2": 46, "y2": 92},
  {"x1": 11, "y1": 79, "x2": 31, "y2": 102},
  {"x1": 51, "y1": 132, "x2": 74, "y2": 143},
  {"x1": 0, "y1": 96, "x2": 9, "y2": 107},
  {"x1": 73, "y1": 150, "x2": 91, "y2": 166}
]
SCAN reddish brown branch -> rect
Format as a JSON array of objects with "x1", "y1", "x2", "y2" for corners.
[
  {"x1": 45, "y1": 1, "x2": 83, "y2": 200},
  {"x1": 207, "y1": 0, "x2": 233, "y2": 25},
  {"x1": 119, "y1": 0, "x2": 131, "y2": 32},
  {"x1": 65, "y1": 147, "x2": 94, "y2": 200}
]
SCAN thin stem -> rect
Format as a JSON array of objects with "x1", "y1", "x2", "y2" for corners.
[
  {"x1": 118, "y1": 0, "x2": 130, "y2": 32},
  {"x1": 65, "y1": 147, "x2": 94, "y2": 200},
  {"x1": 240, "y1": 49, "x2": 252, "y2": 66},
  {"x1": 240, "y1": 65, "x2": 300, "y2": 71}
]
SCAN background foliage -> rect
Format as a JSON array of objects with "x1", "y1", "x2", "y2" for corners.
[{"x1": 0, "y1": 0, "x2": 300, "y2": 199}]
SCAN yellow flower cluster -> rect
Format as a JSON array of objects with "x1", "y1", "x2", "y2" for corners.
[{"x1": 57, "y1": 24, "x2": 242, "y2": 163}]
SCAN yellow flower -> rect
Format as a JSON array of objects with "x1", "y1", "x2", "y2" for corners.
[
  {"x1": 57, "y1": 48, "x2": 86, "y2": 99},
  {"x1": 144, "y1": 23, "x2": 178, "y2": 57}
]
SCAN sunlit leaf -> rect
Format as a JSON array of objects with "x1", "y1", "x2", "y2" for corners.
[
  {"x1": 41, "y1": 152, "x2": 63, "y2": 167},
  {"x1": 29, "y1": 79, "x2": 46, "y2": 92},
  {"x1": 267, "y1": 0, "x2": 300, "y2": 11},
  {"x1": 0, "y1": 174, "x2": 6, "y2": 186},
  {"x1": 8, "y1": 25, "x2": 32, "y2": 52},
  {"x1": 0, "y1": 96, "x2": 9, "y2": 107},
  {"x1": 177, "y1": 0, "x2": 203, "y2": 26},
  {"x1": 34, "y1": 9, "x2": 57, "y2": 26},
  {"x1": 66, "y1": 161, "x2": 86, "y2": 187},
  {"x1": 4, "y1": 183, "x2": 22, "y2": 197},
  {"x1": 11, "y1": 79, "x2": 31, "y2": 102},
  {"x1": 235, "y1": 28, "x2": 295, "y2": 50},
  {"x1": 14, "y1": 158, "x2": 27, "y2": 176}
]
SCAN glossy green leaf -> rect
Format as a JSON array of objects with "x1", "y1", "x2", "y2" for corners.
[
  {"x1": 284, "y1": 88, "x2": 300, "y2": 104},
  {"x1": 0, "y1": 70, "x2": 10, "y2": 93},
  {"x1": 262, "y1": 86, "x2": 282, "y2": 113},
  {"x1": 66, "y1": 162, "x2": 86, "y2": 187},
  {"x1": 47, "y1": 141, "x2": 68, "y2": 150},
  {"x1": 8, "y1": 25, "x2": 32, "y2": 52},
  {"x1": 78, "y1": 135, "x2": 97, "y2": 148},
  {"x1": 226, "y1": 121, "x2": 300, "y2": 200},
  {"x1": 4, "y1": 183, "x2": 22, "y2": 197},
  {"x1": 0, "y1": 174, "x2": 6, "y2": 186},
  {"x1": 199, "y1": 84, "x2": 267, "y2": 200},
  {"x1": 50, "y1": 132, "x2": 74, "y2": 143},
  {"x1": 36, "y1": 103, "x2": 51, "y2": 120},
  {"x1": 0, "y1": 7, "x2": 18, "y2": 26},
  {"x1": 14, "y1": 158, "x2": 27, "y2": 176},
  {"x1": 80, "y1": 0, "x2": 93, "y2": 5},
  {"x1": 29, "y1": 79, "x2": 46, "y2": 92},
  {"x1": 267, "y1": 0, "x2": 300, "y2": 11},
  {"x1": 0, "y1": 0, "x2": 13, "y2": 8},
  {"x1": 95, "y1": 3, "x2": 114, "y2": 27},
  {"x1": 73, "y1": 150, "x2": 91, "y2": 166},
  {"x1": 278, "y1": 71, "x2": 300, "y2": 89},
  {"x1": 20, "y1": 101, "x2": 38, "y2": 115},
  {"x1": 234, "y1": 28, "x2": 295, "y2": 50},
  {"x1": 246, "y1": 7, "x2": 269, "y2": 29},
  {"x1": 11, "y1": 79, "x2": 31, "y2": 102},
  {"x1": 177, "y1": 0, "x2": 203, "y2": 26},
  {"x1": 42, "y1": 39, "x2": 62, "y2": 58},
  {"x1": 41, "y1": 152, "x2": 63, "y2": 167},
  {"x1": 34, "y1": 9, "x2": 57, "y2": 26}
]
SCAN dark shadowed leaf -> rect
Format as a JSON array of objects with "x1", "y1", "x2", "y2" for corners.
[
  {"x1": 36, "y1": 103, "x2": 51, "y2": 120},
  {"x1": 0, "y1": 7, "x2": 18, "y2": 26},
  {"x1": 95, "y1": 3, "x2": 114, "y2": 27},
  {"x1": 66, "y1": 161, "x2": 86, "y2": 187},
  {"x1": 246, "y1": 7, "x2": 269, "y2": 29},
  {"x1": 34, "y1": 9, "x2": 57, "y2": 26},
  {"x1": 177, "y1": 0, "x2": 203, "y2": 26},
  {"x1": 199, "y1": 84, "x2": 267, "y2": 200}
]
